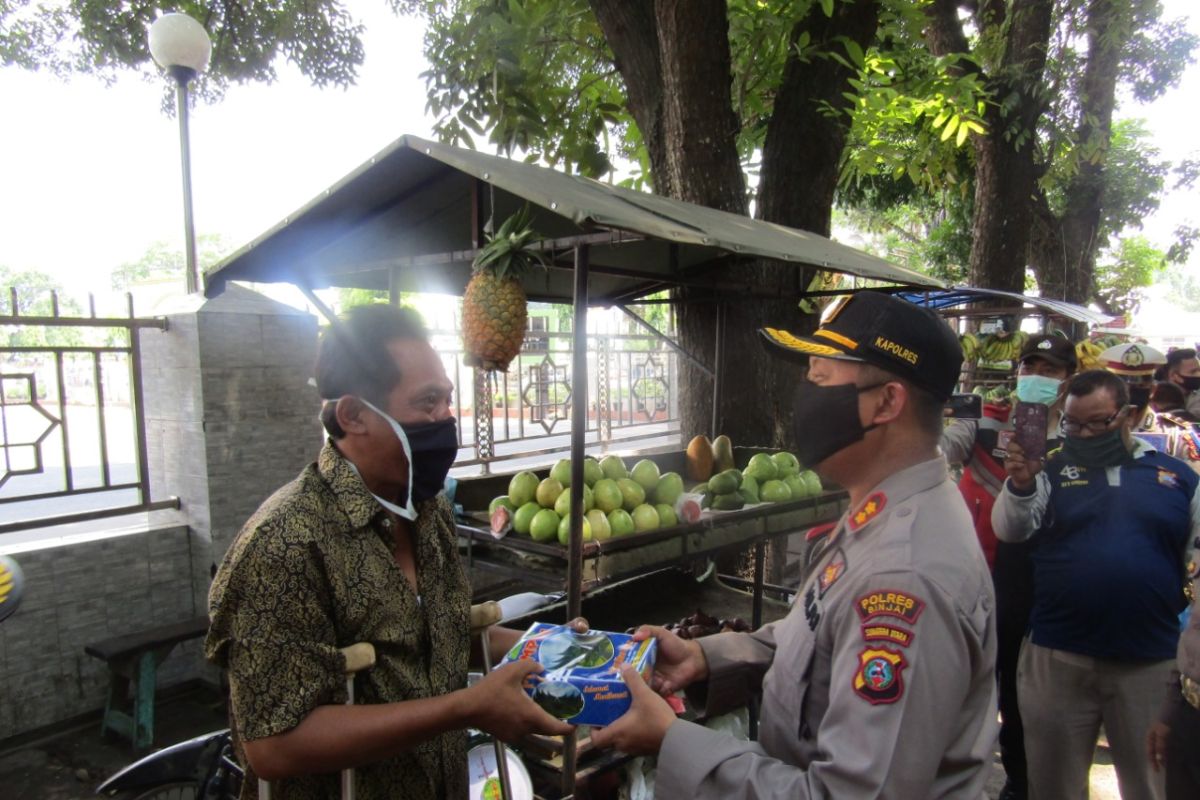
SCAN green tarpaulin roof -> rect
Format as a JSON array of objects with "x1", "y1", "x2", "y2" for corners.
[{"x1": 205, "y1": 134, "x2": 942, "y2": 304}]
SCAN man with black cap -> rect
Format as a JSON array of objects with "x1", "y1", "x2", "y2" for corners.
[
  {"x1": 941, "y1": 333, "x2": 1076, "y2": 800},
  {"x1": 591, "y1": 291, "x2": 997, "y2": 799}
]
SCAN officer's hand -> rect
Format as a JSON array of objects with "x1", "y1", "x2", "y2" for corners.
[
  {"x1": 1146, "y1": 720, "x2": 1170, "y2": 771},
  {"x1": 630, "y1": 625, "x2": 708, "y2": 696},
  {"x1": 468, "y1": 660, "x2": 574, "y2": 741},
  {"x1": 589, "y1": 666, "x2": 678, "y2": 755},
  {"x1": 1004, "y1": 441, "x2": 1042, "y2": 492}
]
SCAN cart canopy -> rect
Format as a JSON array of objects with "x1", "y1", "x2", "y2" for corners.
[
  {"x1": 205, "y1": 135, "x2": 941, "y2": 304},
  {"x1": 898, "y1": 288, "x2": 1111, "y2": 326}
]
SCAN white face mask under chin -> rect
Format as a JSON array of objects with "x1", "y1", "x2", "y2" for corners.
[{"x1": 346, "y1": 398, "x2": 418, "y2": 522}]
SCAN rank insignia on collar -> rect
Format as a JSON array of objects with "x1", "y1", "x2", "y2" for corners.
[
  {"x1": 853, "y1": 646, "x2": 906, "y2": 705},
  {"x1": 818, "y1": 561, "x2": 845, "y2": 594},
  {"x1": 848, "y1": 493, "x2": 887, "y2": 532}
]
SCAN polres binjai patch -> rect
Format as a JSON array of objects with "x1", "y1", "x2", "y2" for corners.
[
  {"x1": 500, "y1": 623, "x2": 657, "y2": 727},
  {"x1": 853, "y1": 589, "x2": 926, "y2": 625}
]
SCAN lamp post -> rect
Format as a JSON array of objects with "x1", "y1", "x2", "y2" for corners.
[{"x1": 148, "y1": 13, "x2": 211, "y2": 295}]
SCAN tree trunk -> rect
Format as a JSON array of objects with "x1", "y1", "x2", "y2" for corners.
[
  {"x1": 589, "y1": 0, "x2": 675, "y2": 199},
  {"x1": 926, "y1": 0, "x2": 1055, "y2": 295},
  {"x1": 1030, "y1": 0, "x2": 1126, "y2": 304},
  {"x1": 596, "y1": 0, "x2": 881, "y2": 449}
]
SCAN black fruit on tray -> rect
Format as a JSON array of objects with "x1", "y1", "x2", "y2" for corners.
[{"x1": 661, "y1": 609, "x2": 751, "y2": 640}]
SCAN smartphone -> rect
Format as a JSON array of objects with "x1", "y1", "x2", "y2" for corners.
[
  {"x1": 946, "y1": 393, "x2": 983, "y2": 419},
  {"x1": 1012, "y1": 401, "x2": 1049, "y2": 462}
]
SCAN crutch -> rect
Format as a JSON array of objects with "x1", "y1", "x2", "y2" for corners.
[
  {"x1": 470, "y1": 600, "x2": 514, "y2": 800},
  {"x1": 258, "y1": 641, "x2": 377, "y2": 800}
]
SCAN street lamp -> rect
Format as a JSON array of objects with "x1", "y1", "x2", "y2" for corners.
[{"x1": 148, "y1": 13, "x2": 211, "y2": 295}]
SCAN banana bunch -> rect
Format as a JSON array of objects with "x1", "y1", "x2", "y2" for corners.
[
  {"x1": 959, "y1": 333, "x2": 980, "y2": 363},
  {"x1": 1075, "y1": 339, "x2": 1105, "y2": 371},
  {"x1": 977, "y1": 331, "x2": 1027, "y2": 366}
]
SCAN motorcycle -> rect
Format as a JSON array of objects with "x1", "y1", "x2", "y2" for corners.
[{"x1": 95, "y1": 729, "x2": 241, "y2": 800}]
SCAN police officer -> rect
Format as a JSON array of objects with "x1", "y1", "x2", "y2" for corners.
[
  {"x1": 591, "y1": 291, "x2": 998, "y2": 799},
  {"x1": 1159, "y1": 347, "x2": 1200, "y2": 419}
]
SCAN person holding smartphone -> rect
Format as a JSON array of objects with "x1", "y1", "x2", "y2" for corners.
[
  {"x1": 993, "y1": 369, "x2": 1200, "y2": 800},
  {"x1": 940, "y1": 333, "x2": 1075, "y2": 800}
]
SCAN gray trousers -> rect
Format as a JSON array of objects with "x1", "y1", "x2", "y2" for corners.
[{"x1": 1018, "y1": 640, "x2": 1171, "y2": 800}]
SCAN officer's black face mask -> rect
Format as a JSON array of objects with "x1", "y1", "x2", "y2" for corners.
[{"x1": 792, "y1": 381, "x2": 884, "y2": 469}]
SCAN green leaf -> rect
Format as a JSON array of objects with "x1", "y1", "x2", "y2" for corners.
[
  {"x1": 819, "y1": 0, "x2": 835, "y2": 17},
  {"x1": 955, "y1": 122, "x2": 969, "y2": 147},
  {"x1": 940, "y1": 115, "x2": 959, "y2": 142},
  {"x1": 844, "y1": 39, "x2": 865, "y2": 69}
]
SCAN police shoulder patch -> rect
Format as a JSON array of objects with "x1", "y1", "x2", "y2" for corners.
[
  {"x1": 861, "y1": 623, "x2": 914, "y2": 648},
  {"x1": 852, "y1": 646, "x2": 907, "y2": 705},
  {"x1": 854, "y1": 589, "x2": 926, "y2": 624}
]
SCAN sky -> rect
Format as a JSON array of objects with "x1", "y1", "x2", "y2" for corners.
[{"x1": 0, "y1": 1, "x2": 1197, "y2": 329}]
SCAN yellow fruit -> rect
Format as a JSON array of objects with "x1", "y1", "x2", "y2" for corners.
[
  {"x1": 462, "y1": 269, "x2": 528, "y2": 371},
  {"x1": 686, "y1": 435, "x2": 714, "y2": 482}
]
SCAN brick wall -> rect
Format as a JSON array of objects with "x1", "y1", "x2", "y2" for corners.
[
  {"x1": 0, "y1": 526, "x2": 198, "y2": 738},
  {"x1": 1, "y1": 285, "x2": 322, "y2": 741}
]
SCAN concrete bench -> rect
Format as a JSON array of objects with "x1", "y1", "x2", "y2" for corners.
[{"x1": 85, "y1": 615, "x2": 209, "y2": 750}]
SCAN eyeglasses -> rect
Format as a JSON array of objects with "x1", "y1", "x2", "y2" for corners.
[{"x1": 1059, "y1": 410, "x2": 1122, "y2": 436}]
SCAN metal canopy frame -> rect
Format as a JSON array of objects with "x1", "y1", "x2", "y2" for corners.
[
  {"x1": 204, "y1": 134, "x2": 940, "y2": 304},
  {"x1": 898, "y1": 287, "x2": 1112, "y2": 326}
]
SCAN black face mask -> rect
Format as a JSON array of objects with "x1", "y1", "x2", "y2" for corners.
[
  {"x1": 792, "y1": 382, "x2": 883, "y2": 469},
  {"x1": 1060, "y1": 429, "x2": 1132, "y2": 469},
  {"x1": 1180, "y1": 375, "x2": 1200, "y2": 394},
  {"x1": 402, "y1": 418, "x2": 461, "y2": 503}
]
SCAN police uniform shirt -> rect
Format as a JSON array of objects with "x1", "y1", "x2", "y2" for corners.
[{"x1": 656, "y1": 457, "x2": 998, "y2": 800}]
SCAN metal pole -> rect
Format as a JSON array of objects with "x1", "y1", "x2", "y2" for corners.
[
  {"x1": 172, "y1": 67, "x2": 199, "y2": 295},
  {"x1": 564, "y1": 243, "x2": 589, "y2": 799},
  {"x1": 710, "y1": 303, "x2": 724, "y2": 440}
]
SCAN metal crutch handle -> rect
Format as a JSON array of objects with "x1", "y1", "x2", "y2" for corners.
[
  {"x1": 258, "y1": 642, "x2": 378, "y2": 800},
  {"x1": 473, "y1": 601, "x2": 514, "y2": 800}
]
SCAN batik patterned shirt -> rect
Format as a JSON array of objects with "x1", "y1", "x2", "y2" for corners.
[{"x1": 206, "y1": 441, "x2": 471, "y2": 800}]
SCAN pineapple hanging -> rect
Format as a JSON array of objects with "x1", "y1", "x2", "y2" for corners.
[{"x1": 462, "y1": 205, "x2": 547, "y2": 371}]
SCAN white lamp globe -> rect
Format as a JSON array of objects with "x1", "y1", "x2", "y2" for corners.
[{"x1": 148, "y1": 13, "x2": 212, "y2": 75}]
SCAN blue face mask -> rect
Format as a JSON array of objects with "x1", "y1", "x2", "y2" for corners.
[{"x1": 1015, "y1": 374, "x2": 1062, "y2": 406}]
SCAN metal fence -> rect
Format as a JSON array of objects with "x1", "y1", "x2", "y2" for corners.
[
  {"x1": 435, "y1": 324, "x2": 682, "y2": 471},
  {"x1": 1, "y1": 288, "x2": 680, "y2": 532},
  {"x1": 0, "y1": 290, "x2": 179, "y2": 534}
]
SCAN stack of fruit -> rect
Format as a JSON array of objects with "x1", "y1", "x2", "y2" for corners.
[
  {"x1": 959, "y1": 330, "x2": 1030, "y2": 369},
  {"x1": 488, "y1": 455, "x2": 688, "y2": 544},
  {"x1": 685, "y1": 434, "x2": 822, "y2": 511}
]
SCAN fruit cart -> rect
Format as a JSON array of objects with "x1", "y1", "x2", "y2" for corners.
[
  {"x1": 205, "y1": 134, "x2": 941, "y2": 798},
  {"x1": 456, "y1": 446, "x2": 847, "y2": 617}
]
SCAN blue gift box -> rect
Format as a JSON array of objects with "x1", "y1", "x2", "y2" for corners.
[{"x1": 499, "y1": 622, "x2": 658, "y2": 727}]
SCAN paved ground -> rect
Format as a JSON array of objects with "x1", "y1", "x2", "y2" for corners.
[{"x1": 0, "y1": 682, "x2": 1124, "y2": 800}]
